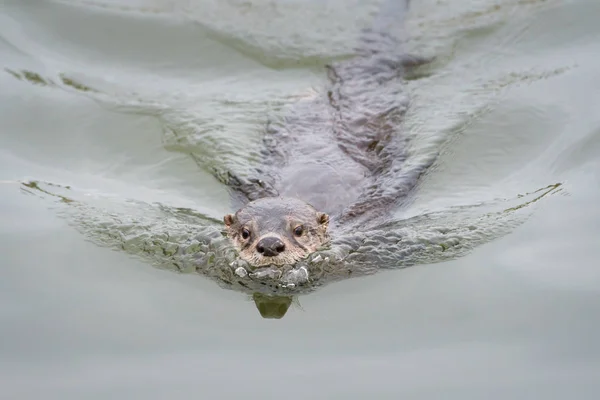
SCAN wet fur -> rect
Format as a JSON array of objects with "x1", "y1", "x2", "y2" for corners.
[
  {"x1": 224, "y1": 197, "x2": 329, "y2": 267},
  {"x1": 223, "y1": 0, "x2": 432, "y2": 266}
]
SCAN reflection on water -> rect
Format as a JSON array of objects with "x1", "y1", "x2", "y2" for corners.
[
  {"x1": 252, "y1": 293, "x2": 294, "y2": 319},
  {"x1": 5, "y1": 68, "x2": 98, "y2": 93}
]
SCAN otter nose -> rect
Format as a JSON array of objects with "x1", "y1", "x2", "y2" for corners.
[{"x1": 256, "y1": 237, "x2": 285, "y2": 257}]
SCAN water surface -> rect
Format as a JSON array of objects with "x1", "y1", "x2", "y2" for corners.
[{"x1": 1, "y1": 0, "x2": 600, "y2": 398}]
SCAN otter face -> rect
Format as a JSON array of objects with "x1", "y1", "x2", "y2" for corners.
[{"x1": 223, "y1": 197, "x2": 329, "y2": 268}]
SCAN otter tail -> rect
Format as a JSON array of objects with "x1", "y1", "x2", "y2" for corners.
[{"x1": 355, "y1": 0, "x2": 430, "y2": 73}]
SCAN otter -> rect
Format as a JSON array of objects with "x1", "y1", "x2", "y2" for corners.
[
  {"x1": 224, "y1": 197, "x2": 329, "y2": 267},
  {"x1": 223, "y1": 0, "x2": 431, "y2": 269}
]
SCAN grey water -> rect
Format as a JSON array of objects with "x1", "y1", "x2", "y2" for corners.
[{"x1": 1, "y1": 0, "x2": 600, "y2": 398}]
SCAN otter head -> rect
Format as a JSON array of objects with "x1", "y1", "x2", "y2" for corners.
[{"x1": 223, "y1": 197, "x2": 329, "y2": 268}]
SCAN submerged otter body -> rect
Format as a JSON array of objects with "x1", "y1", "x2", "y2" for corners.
[{"x1": 224, "y1": 0, "x2": 431, "y2": 268}]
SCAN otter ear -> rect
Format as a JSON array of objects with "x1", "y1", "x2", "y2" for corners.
[
  {"x1": 224, "y1": 214, "x2": 236, "y2": 227},
  {"x1": 317, "y1": 212, "x2": 329, "y2": 226}
]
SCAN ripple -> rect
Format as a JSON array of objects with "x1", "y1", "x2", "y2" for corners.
[{"x1": 19, "y1": 178, "x2": 562, "y2": 297}]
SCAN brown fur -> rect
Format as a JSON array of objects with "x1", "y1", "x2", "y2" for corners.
[{"x1": 224, "y1": 197, "x2": 329, "y2": 267}]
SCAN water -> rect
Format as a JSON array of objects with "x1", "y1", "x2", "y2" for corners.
[{"x1": 1, "y1": 0, "x2": 600, "y2": 398}]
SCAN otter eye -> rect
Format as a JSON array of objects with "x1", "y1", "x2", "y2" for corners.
[
  {"x1": 293, "y1": 225, "x2": 304, "y2": 237},
  {"x1": 241, "y1": 228, "x2": 251, "y2": 240}
]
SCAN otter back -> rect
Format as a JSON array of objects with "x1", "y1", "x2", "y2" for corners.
[{"x1": 225, "y1": 0, "x2": 431, "y2": 230}]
